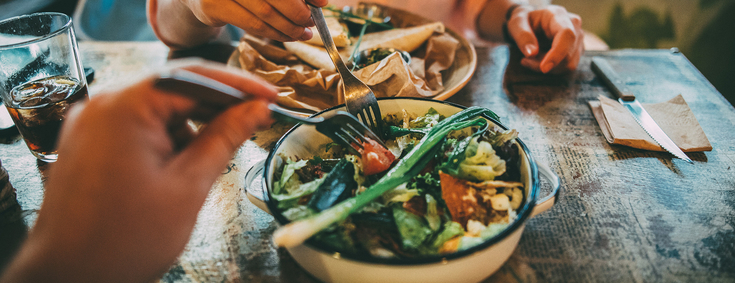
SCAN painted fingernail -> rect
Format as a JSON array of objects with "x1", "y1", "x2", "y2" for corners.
[
  {"x1": 300, "y1": 28, "x2": 313, "y2": 41},
  {"x1": 523, "y1": 44, "x2": 535, "y2": 57}
]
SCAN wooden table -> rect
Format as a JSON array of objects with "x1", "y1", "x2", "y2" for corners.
[{"x1": 1, "y1": 41, "x2": 734, "y2": 282}]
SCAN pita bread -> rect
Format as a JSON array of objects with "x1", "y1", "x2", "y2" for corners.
[
  {"x1": 302, "y1": 10, "x2": 351, "y2": 47},
  {"x1": 355, "y1": 22, "x2": 445, "y2": 53},
  {"x1": 283, "y1": 41, "x2": 337, "y2": 72}
]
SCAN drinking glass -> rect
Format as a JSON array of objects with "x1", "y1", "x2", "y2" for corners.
[{"x1": 0, "y1": 13, "x2": 89, "y2": 162}]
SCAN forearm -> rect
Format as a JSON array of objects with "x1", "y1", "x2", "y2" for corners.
[
  {"x1": 148, "y1": 0, "x2": 224, "y2": 49},
  {"x1": 475, "y1": 0, "x2": 529, "y2": 41}
]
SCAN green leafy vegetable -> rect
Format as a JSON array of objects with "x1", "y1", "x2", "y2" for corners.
[
  {"x1": 272, "y1": 176, "x2": 326, "y2": 209},
  {"x1": 424, "y1": 194, "x2": 441, "y2": 231},
  {"x1": 274, "y1": 158, "x2": 308, "y2": 194},
  {"x1": 308, "y1": 159, "x2": 358, "y2": 212},
  {"x1": 456, "y1": 137, "x2": 506, "y2": 181},
  {"x1": 432, "y1": 221, "x2": 465, "y2": 248},
  {"x1": 392, "y1": 205, "x2": 433, "y2": 249}
]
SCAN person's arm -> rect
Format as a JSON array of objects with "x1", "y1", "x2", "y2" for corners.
[
  {"x1": 148, "y1": 0, "x2": 225, "y2": 49},
  {"x1": 475, "y1": 0, "x2": 584, "y2": 74},
  {"x1": 0, "y1": 60, "x2": 277, "y2": 282},
  {"x1": 147, "y1": 0, "x2": 328, "y2": 50},
  {"x1": 475, "y1": 0, "x2": 523, "y2": 42}
]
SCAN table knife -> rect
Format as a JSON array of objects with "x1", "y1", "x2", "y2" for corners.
[{"x1": 591, "y1": 56, "x2": 693, "y2": 163}]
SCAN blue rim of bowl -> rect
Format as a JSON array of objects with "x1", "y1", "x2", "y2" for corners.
[
  {"x1": 262, "y1": 97, "x2": 539, "y2": 265},
  {"x1": 0, "y1": 12, "x2": 72, "y2": 50}
]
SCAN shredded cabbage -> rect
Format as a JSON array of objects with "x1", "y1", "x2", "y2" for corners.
[
  {"x1": 457, "y1": 137, "x2": 506, "y2": 181},
  {"x1": 274, "y1": 158, "x2": 308, "y2": 194},
  {"x1": 424, "y1": 194, "x2": 441, "y2": 231},
  {"x1": 381, "y1": 183, "x2": 419, "y2": 204},
  {"x1": 272, "y1": 176, "x2": 326, "y2": 209}
]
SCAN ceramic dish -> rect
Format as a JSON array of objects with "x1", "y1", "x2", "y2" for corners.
[{"x1": 245, "y1": 98, "x2": 560, "y2": 283}]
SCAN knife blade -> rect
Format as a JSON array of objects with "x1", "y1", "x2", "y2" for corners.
[{"x1": 591, "y1": 56, "x2": 693, "y2": 163}]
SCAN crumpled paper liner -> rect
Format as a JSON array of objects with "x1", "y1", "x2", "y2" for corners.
[
  {"x1": 589, "y1": 94, "x2": 712, "y2": 152},
  {"x1": 344, "y1": 52, "x2": 434, "y2": 102},
  {"x1": 237, "y1": 28, "x2": 458, "y2": 112},
  {"x1": 239, "y1": 36, "x2": 340, "y2": 112}
]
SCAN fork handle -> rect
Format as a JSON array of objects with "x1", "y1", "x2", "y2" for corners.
[
  {"x1": 308, "y1": 5, "x2": 354, "y2": 80},
  {"x1": 268, "y1": 104, "x2": 323, "y2": 125},
  {"x1": 154, "y1": 69, "x2": 323, "y2": 124}
]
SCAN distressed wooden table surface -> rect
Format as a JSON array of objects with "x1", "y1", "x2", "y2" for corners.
[{"x1": 1, "y1": 41, "x2": 734, "y2": 282}]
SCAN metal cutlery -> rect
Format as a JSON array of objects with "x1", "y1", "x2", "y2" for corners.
[
  {"x1": 591, "y1": 56, "x2": 693, "y2": 163},
  {"x1": 153, "y1": 69, "x2": 386, "y2": 156},
  {"x1": 308, "y1": 5, "x2": 385, "y2": 141}
]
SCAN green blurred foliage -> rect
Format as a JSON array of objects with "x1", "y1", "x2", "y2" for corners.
[{"x1": 603, "y1": 3, "x2": 675, "y2": 49}]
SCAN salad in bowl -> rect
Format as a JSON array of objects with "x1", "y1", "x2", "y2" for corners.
[{"x1": 245, "y1": 98, "x2": 560, "y2": 283}]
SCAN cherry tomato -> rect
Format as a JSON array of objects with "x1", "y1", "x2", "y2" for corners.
[{"x1": 360, "y1": 138, "x2": 395, "y2": 175}]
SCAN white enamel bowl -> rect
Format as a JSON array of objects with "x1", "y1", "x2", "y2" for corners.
[{"x1": 245, "y1": 98, "x2": 561, "y2": 283}]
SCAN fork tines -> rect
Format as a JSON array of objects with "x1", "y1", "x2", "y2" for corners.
[
  {"x1": 316, "y1": 111, "x2": 386, "y2": 156},
  {"x1": 354, "y1": 104, "x2": 384, "y2": 140}
]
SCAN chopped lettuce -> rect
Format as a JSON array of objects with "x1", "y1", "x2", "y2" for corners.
[
  {"x1": 274, "y1": 158, "x2": 308, "y2": 194},
  {"x1": 409, "y1": 107, "x2": 443, "y2": 128},
  {"x1": 392, "y1": 205, "x2": 433, "y2": 249},
  {"x1": 457, "y1": 137, "x2": 506, "y2": 181},
  {"x1": 424, "y1": 194, "x2": 441, "y2": 231},
  {"x1": 432, "y1": 221, "x2": 464, "y2": 248},
  {"x1": 272, "y1": 175, "x2": 326, "y2": 209},
  {"x1": 283, "y1": 205, "x2": 316, "y2": 221},
  {"x1": 382, "y1": 183, "x2": 419, "y2": 205},
  {"x1": 482, "y1": 129, "x2": 518, "y2": 147}
]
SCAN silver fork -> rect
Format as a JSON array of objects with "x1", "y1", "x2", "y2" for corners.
[
  {"x1": 308, "y1": 5, "x2": 384, "y2": 141},
  {"x1": 153, "y1": 69, "x2": 385, "y2": 156}
]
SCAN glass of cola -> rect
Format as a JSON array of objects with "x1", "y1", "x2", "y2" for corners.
[{"x1": 0, "y1": 13, "x2": 89, "y2": 162}]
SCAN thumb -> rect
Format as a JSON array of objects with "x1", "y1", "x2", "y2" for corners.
[
  {"x1": 508, "y1": 9, "x2": 539, "y2": 57},
  {"x1": 171, "y1": 99, "x2": 273, "y2": 193}
]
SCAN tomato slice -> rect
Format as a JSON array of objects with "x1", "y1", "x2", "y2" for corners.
[{"x1": 360, "y1": 138, "x2": 395, "y2": 175}]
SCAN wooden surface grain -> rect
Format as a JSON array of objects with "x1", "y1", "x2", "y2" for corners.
[{"x1": 1, "y1": 41, "x2": 734, "y2": 283}]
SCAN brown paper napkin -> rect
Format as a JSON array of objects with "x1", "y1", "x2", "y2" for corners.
[{"x1": 589, "y1": 94, "x2": 712, "y2": 152}]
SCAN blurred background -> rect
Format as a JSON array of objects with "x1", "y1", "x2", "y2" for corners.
[
  {"x1": 556, "y1": 0, "x2": 735, "y2": 105},
  {"x1": 1, "y1": 0, "x2": 733, "y2": 105}
]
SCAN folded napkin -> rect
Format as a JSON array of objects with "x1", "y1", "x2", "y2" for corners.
[{"x1": 589, "y1": 94, "x2": 712, "y2": 152}]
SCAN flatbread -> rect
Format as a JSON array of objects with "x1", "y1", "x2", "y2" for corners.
[
  {"x1": 355, "y1": 22, "x2": 445, "y2": 53},
  {"x1": 283, "y1": 41, "x2": 337, "y2": 72},
  {"x1": 302, "y1": 10, "x2": 351, "y2": 47}
]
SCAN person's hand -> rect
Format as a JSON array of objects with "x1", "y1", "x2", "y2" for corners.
[
  {"x1": 506, "y1": 5, "x2": 584, "y2": 74},
  {"x1": 179, "y1": 0, "x2": 328, "y2": 42},
  {"x1": 0, "y1": 60, "x2": 276, "y2": 282}
]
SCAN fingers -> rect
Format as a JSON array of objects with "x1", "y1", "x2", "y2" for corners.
[
  {"x1": 539, "y1": 26, "x2": 576, "y2": 73},
  {"x1": 264, "y1": 0, "x2": 314, "y2": 27},
  {"x1": 524, "y1": 6, "x2": 583, "y2": 73},
  {"x1": 226, "y1": 0, "x2": 314, "y2": 41},
  {"x1": 171, "y1": 100, "x2": 274, "y2": 193},
  {"x1": 507, "y1": 7, "x2": 538, "y2": 57},
  {"x1": 175, "y1": 60, "x2": 279, "y2": 101},
  {"x1": 305, "y1": 0, "x2": 328, "y2": 7}
]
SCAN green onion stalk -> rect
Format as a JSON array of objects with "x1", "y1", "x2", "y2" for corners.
[{"x1": 273, "y1": 107, "x2": 498, "y2": 247}]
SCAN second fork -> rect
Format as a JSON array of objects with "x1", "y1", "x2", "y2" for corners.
[{"x1": 308, "y1": 5, "x2": 384, "y2": 141}]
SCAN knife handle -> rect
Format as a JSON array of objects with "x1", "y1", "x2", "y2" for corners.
[{"x1": 591, "y1": 56, "x2": 636, "y2": 101}]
